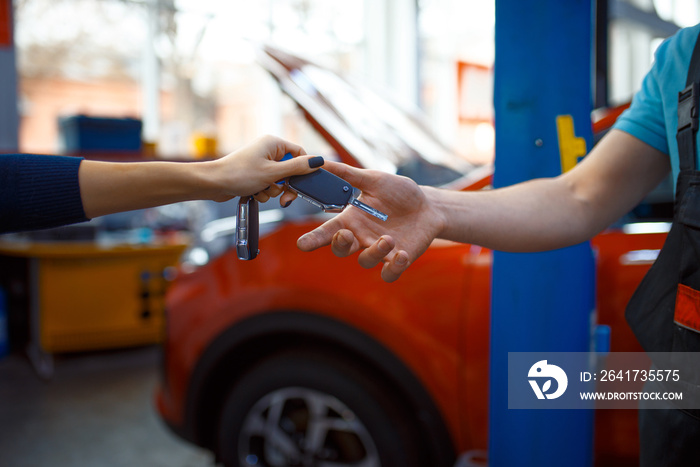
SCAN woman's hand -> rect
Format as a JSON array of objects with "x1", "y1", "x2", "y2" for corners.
[{"x1": 206, "y1": 135, "x2": 324, "y2": 206}]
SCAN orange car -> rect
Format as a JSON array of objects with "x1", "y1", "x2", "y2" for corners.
[{"x1": 155, "y1": 48, "x2": 670, "y2": 466}]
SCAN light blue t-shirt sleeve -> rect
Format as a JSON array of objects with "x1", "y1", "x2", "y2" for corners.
[
  {"x1": 613, "y1": 61, "x2": 669, "y2": 155},
  {"x1": 613, "y1": 24, "x2": 700, "y2": 177}
]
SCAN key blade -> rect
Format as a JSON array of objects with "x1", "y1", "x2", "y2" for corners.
[{"x1": 349, "y1": 198, "x2": 388, "y2": 222}]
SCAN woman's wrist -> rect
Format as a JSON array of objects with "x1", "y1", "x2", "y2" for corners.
[{"x1": 188, "y1": 159, "x2": 233, "y2": 202}]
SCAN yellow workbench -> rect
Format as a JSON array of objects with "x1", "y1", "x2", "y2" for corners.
[{"x1": 0, "y1": 239, "x2": 186, "y2": 378}]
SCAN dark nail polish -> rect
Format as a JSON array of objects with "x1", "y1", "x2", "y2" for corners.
[
  {"x1": 283, "y1": 200, "x2": 292, "y2": 208},
  {"x1": 308, "y1": 156, "x2": 324, "y2": 168}
]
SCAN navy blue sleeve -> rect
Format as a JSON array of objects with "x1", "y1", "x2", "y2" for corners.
[{"x1": 0, "y1": 154, "x2": 88, "y2": 234}]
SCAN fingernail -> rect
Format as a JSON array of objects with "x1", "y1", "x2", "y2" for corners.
[
  {"x1": 395, "y1": 253, "x2": 407, "y2": 265},
  {"x1": 308, "y1": 156, "x2": 324, "y2": 168},
  {"x1": 283, "y1": 200, "x2": 292, "y2": 208}
]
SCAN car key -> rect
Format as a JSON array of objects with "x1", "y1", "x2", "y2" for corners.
[
  {"x1": 286, "y1": 169, "x2": 388, "y2": 221},
  {"x1": 236, "y1": 196, "x2": 260, "y2": 260}
]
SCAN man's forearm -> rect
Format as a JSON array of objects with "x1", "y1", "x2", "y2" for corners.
[
  {"x1": 426, "y1": 177, "x2": 600, "y2": 252},
  {"x1": 427, "y1": 130, "x2": 671, "y2": 253}
]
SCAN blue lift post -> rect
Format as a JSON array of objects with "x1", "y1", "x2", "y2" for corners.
[
  {"x1": 490, "y1": 1, "x2": 596, "y2": 466},
  {"x1": 0, "y1": 0, "x2": 18, "y2": 152}
]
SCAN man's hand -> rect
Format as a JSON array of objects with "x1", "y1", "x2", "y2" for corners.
[
  {"x1": 297, "y1": 131, "x2": 673, "y2": 284},
  {"x1": 296, "y1": 161, "x2": 446, "y2": 282}
]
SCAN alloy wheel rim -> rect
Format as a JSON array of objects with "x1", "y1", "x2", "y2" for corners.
[{"x1": 237, "y1": 386, "x2": 381, "y2": 467}]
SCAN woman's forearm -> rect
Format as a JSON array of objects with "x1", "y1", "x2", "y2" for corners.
[
  {"x1": 78, "y1": 159, "x2": 215, "y2": 219},
  {"x1": 78, "y1": 135, "x2": 322, "y2": 220}
]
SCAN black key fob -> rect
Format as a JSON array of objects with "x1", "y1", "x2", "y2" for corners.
[
  {"x1": 287, "y1": 169, "x2": 353, "y2": 212},
  {"x1": 236, "y1": 196, "x2": 259, "y2": 260}
]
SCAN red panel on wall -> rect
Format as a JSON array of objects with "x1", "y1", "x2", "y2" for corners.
[{"x1": 0, "y1": 0, "x2": 12, "y2": 47}]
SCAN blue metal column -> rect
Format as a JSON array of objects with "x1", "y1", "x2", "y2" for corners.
[
  {"x1": 0, "y1": 0, "x2": 18, "y2": 152},
  {"x1": 490, "y1": 1, "x2": 596, "y2": 466}
]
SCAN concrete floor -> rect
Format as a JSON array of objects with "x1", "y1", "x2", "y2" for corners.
[{"x1": 0, "y1": 345, "x2": 215, "y2": 467}]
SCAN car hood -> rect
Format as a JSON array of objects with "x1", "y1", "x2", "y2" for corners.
[{"x1": 256, "y1": 44, "x2": 493, "y2": 191}]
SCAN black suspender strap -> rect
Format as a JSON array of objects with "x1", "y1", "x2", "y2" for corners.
[
  {"x1": 677, "y1": 32, "x2": 700, "y2": 172},
  {"x1": 677, "y1": 82, "x2": 697, "y2": 172},
  {"x1": 686, "y1": 31, "x2": 700, "y2": 87}
]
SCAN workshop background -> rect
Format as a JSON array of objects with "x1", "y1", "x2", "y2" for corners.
[{"x1": 1, "y1": 0, "x2": 699, "y2": 466}]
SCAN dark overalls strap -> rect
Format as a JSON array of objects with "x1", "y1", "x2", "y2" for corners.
[
  {"x1": 686, "y1": 32, "x2": 700, "y2": 87},
  {"x1": 633, "y1": 32, "x2": 700, "y2": 466},
  {"x1": 677, "y1": 35, "x2": 700, "y2": 172},
  {"x1": 625, "y1": 28, "x2": 700, "y2": 395}
]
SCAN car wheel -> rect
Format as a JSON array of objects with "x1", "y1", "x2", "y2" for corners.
[{"x1": 217, "y1": 350, "x2": 424, "y2": 467}]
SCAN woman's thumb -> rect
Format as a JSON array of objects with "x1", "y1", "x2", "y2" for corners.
[{"x1": 276, "y1": 155, "x2": 325, "y2": 180}]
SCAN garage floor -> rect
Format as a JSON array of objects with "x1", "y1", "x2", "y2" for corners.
[{"x1": 0, "y1": 345, "x2": 215, "y2": 467}]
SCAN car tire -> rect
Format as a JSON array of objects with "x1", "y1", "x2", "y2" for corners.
[{"x1": 217, "y1": 349, "x2": 425, "y2": 467}]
